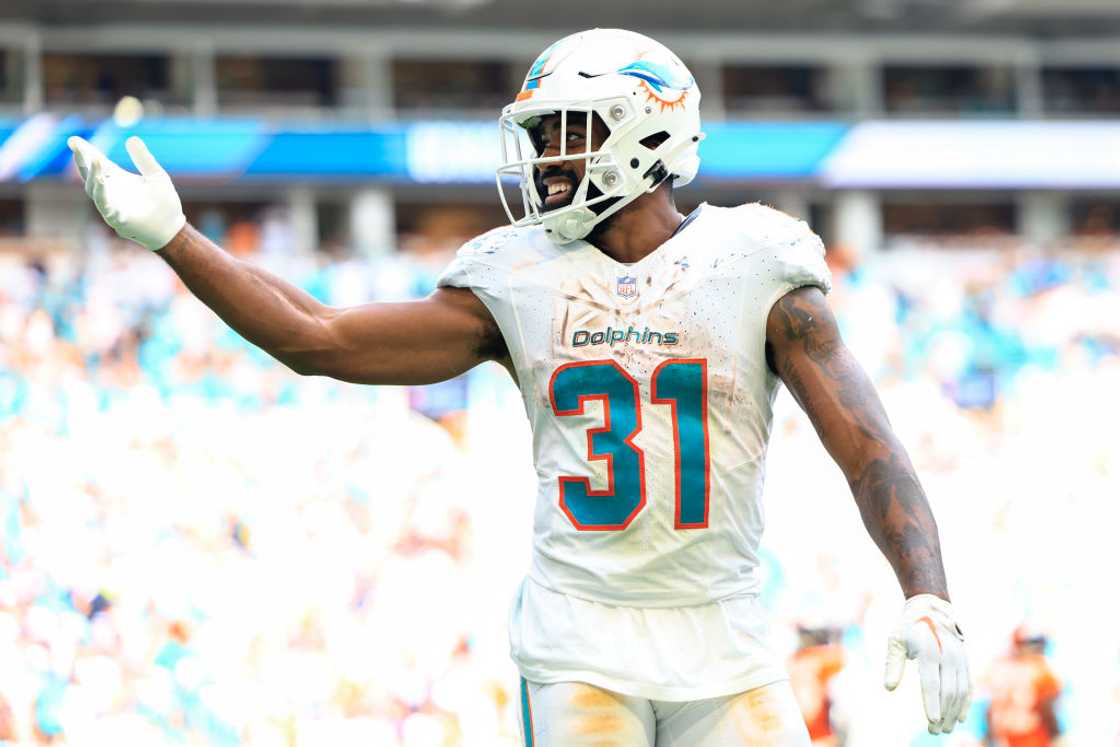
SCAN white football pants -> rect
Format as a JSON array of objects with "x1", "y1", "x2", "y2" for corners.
[{"x1": 517, "y1": 677, "x2": 812, "y2": 747}]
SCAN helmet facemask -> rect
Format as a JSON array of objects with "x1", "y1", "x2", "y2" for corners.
[
  {"x1": 496, "y1": 29, "x2": 704, "y2": 244},
  {"x1": 498, "y1": 101, "x2": 643, "y2": 243}
]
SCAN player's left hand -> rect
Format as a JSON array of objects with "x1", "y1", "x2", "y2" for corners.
[{"x1": 884, "y1": 593, "x2": 972, "y2": 734}]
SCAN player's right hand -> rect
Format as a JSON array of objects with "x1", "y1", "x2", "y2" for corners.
[{"x1": 68, "y1": 135, "x2": 186, "y2": 252}]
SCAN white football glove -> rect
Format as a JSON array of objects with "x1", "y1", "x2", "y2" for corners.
[
  {"x1": 68, "y1": 135, "x2": 186, "y2": 252},
  {"x1": 884, "y1": 593, "x2": 972, "y2": 734}
]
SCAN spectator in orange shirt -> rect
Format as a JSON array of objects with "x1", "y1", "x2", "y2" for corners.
[
  {"x1": 0, "y1": 691, "x2": 15, "y2": 742},
  {"x1": 986, "y1": 626, "x2": 1062, "y2": 747},
  {"x1": 789, "y1": 625, "x2": 846, "y2": 747}
]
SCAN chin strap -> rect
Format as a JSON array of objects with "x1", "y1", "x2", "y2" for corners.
[
  {"x1": 642, "y1": 159, "x2": 670, "y2": 190},
  {"x1": 554, "y1": 214, "x2": 589, "y2": 242}
]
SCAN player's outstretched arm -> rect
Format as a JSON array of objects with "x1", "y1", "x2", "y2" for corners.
[
  {"x1": 69, "y1": 136, "x2": 503, "y2": 385},
  {"x1": 766, "y1": 285, "x2": 970, "y2": 734},
  {"x1": 160, "y1": 225, "x2": 502, "y2": 383}
]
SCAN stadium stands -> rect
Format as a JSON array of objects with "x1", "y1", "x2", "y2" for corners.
[{"x1": 2, "y1": 231, "x2": 1119, "y2": 744}]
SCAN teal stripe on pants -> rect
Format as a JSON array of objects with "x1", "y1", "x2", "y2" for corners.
[{"x1": 520, "y1": 676, "x2": 534, "y2": 747}]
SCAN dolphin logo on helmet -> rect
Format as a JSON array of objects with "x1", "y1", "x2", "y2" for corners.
[{"x1": 617, "y1": 60, "x2": 695, "y2": 112}]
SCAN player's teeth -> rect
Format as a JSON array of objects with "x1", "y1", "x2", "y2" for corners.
[{"x1": 548, "y1": 183, "x2": 570, "y2": 196}]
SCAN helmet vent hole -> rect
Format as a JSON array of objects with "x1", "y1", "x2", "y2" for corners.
[{"x1": 639, "y1": 131, "x2": 671, "y2": 151}]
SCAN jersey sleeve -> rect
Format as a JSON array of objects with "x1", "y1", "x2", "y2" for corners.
[
  {"x1": 742, "y1": 204, "x2": 833, "y2": 318},
  {"x1": 436, "y1": 225, "x2": 519, "y2": 310},
  {"x1": 765, "y1": 208, "x2": 831, "y2": 297},
  {"x1": 436, "y1": 253, "x2": 474, "y2": 291}
]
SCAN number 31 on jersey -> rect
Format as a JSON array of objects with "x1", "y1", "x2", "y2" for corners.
[{"x1": 548, "y1": 359, "x2": 710, "y2": 532}]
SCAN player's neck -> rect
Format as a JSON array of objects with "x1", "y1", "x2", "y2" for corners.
[{"x1": 587, "y1": 190, "x2": 684, "y2": 265}]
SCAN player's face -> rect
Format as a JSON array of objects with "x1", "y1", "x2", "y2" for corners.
[{"x1": 530, "y1": 113, "x2": 610, "y2": 212}]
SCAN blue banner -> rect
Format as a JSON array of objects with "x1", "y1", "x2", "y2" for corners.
[
  {"x1": 10, "y1": 116, "x2": 1118, "y2": 187},
  {"x1": 0, "y1": 116, "x2": 851, "y2": 184},
  {"x1": 699, "y1": 122, "x2": 849, "y2": 179},
  {"x1": 245, "y1": 127, "x2": 408, "y2": 178}
]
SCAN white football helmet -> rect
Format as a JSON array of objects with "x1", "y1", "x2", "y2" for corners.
[{"x1": 497, "y1": 28, "x2": 704, "y2": 243}]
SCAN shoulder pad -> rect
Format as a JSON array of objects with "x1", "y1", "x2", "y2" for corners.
[
  {"x1": 729, "y1": 202, "x2": 832, "y2": 296},
  {"x1": 732, "y1": 202, "x2": 817, "y2": 244},
  {"x1": 438, "y1": 223, "x2": 548, "y2": 293}
]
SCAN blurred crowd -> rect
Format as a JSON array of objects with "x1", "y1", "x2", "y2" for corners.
[
  {"x1": 1, "y1": 219, "x2": 1119, "y2": 746},
  {"x1": 765, "y1": 237, "x2": 1120, "y2": 746}
]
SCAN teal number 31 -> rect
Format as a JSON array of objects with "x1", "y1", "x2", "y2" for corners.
[{"x1": 548, "y1": 359, "x2": 710, "y2": 531}]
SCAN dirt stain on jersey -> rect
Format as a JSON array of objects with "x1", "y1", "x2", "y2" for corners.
[
  {"x1": 562, "y1": 684, "x2": 637, "y2": 745},
  {"x1": 572, "y1": 712, "x2": 625, "y2": 737},
  {"x1": 571, "y1": 686, "x2": 618, "y2": 708},
  {"x1": 551, "y1": 254, "x2": 699, "y2": 382},
  {"x1": 730, "y1": 684, "x2": 802, "y2": 745}
]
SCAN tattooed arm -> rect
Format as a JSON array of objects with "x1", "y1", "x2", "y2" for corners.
[{"x1": 765, "y1": 285, "x2": 948, "y2": 600}]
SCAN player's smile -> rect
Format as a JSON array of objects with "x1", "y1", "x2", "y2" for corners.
[
  {"x1": 530, "y1": 112, "x2": 610, "y2": 213},
  {"x1": 544, "y1": 176, "x2": 572, "y2": 204},
  {"x1": 538, "y1": 171, "x2": 579, "y2": 210}
]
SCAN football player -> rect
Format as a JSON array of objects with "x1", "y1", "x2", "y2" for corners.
[{"x1": 68, "y1": 28, "x2": 970, "y2": 747}]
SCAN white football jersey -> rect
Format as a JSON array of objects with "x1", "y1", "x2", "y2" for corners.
[{"x1": 438, "y1": 202, "x2": 832, "y2": 700}]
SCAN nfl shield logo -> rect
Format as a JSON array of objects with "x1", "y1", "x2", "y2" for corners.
[{"x1": 616, "y1": 275, "x2": 638, "y2": 299}]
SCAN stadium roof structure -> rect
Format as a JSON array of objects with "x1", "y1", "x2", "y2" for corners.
[{"x1": 4, "y1": 0, "x2": 1120, "y2": 34}]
